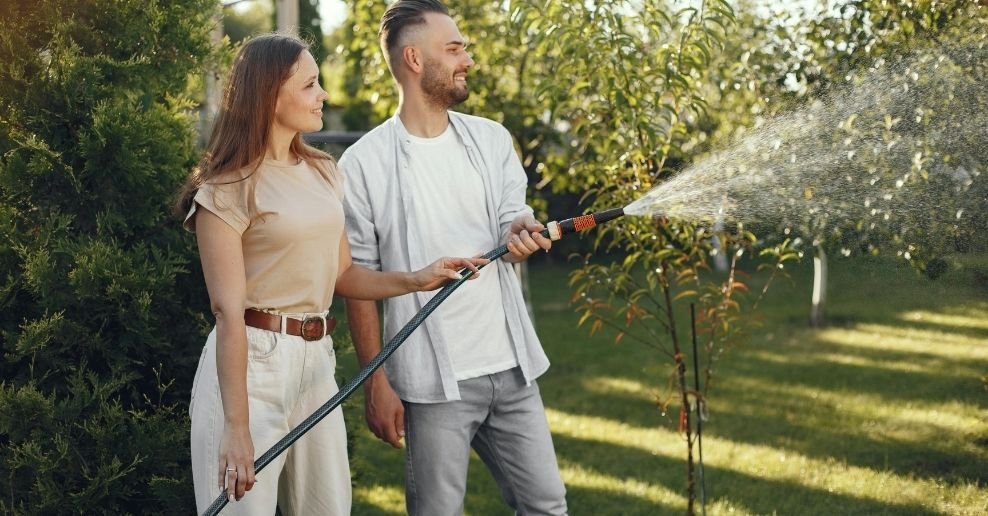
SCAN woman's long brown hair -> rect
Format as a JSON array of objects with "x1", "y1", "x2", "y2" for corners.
[{"x1": 175, "y1": 33, "x2": 336, "y2": 219}]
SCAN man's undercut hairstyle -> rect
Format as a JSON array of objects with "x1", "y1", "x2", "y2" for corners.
[{"x1": 379, "y1": 0, "x2": 450, "y2": 75}]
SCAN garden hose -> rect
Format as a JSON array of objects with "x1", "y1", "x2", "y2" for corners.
[{"x1": 202, "y1": 207, "x2": 625, "y2": 516}]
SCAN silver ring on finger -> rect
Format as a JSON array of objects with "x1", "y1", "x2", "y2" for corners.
[{"x1": 226, "y1": 467, "x2": 237, "y2": 472}]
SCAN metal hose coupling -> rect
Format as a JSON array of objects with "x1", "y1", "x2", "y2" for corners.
[{"x1": 546, "y1": 207, "x2": 625, "y2": 241}]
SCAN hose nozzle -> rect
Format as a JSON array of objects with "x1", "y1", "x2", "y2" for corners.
[{"x1": 546, "y1": 207, "x2": 625, "y2": 241}]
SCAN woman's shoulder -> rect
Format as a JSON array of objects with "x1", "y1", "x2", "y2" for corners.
[{"x1": 202, "y1": 165, "x2": 254, "y2": 187}]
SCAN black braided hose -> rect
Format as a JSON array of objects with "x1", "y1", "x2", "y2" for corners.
[{"x1": 202, "y1": 208, "x2": 624, "y2": 516}]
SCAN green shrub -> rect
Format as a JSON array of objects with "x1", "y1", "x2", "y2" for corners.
[{"x1": 0, "y1": 1, "x2": 217, "y2": 513}]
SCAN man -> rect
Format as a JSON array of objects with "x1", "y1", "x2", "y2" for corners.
[{"x1": 338, "y1": 1, "x2": 568, "y2": 514}]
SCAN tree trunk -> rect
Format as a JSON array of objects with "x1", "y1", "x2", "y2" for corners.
[
  {"x1": 200, "y1": 7, "x2": 224, "y2": 147},
  {"x1": 675, "y1": 350, "x2": 696, "y2": 516},
  {"x1": 810, "y1": 244, "x2": 827, "y2": 327},
  {"x1": 663, "y1": 277, "x2": 695, "y2": 514},
  {"x1": 276, "y1": 0, "x2": 299, "y2": 31}
]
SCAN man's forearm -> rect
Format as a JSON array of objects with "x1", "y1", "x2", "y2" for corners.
[{"x1": 344, "y1": 297, "x2": 384, "y2": 370}]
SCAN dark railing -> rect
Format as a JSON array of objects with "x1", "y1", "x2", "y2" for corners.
[{"x1": 303, "y1": 131, "x2": 366, "y2": 146}]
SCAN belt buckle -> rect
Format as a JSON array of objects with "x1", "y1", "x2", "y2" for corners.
[{"x1": 299, "y1": 314, "x2": 327, "y2": 342}]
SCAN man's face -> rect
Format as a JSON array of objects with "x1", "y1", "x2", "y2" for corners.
[{"x1": 418, "y1": 12, "x2": 474, "y2": 108}]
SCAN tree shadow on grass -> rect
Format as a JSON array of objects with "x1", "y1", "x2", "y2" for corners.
[
  {"x1": 544, "y1": 366, "x2": 986, "y2": 489},
  {"x1": 550, "y1": 434, "x2": 941, "y2": 516},
  {"x1": 706, "y1": 397, "x2": 988, "y2": 485},
  {"x1": 729, "y1": 350, "x2": 982, "y2": 405}
]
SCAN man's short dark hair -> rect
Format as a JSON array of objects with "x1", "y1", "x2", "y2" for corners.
[{"x1": 379, "y1": 0, "x2": 450, "y2": 74}]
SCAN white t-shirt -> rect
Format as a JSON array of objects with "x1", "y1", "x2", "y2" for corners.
[{"x1": 405, "y1": 123, "x2": 518, "y2": 380}]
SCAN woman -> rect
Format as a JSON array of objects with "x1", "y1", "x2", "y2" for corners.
[{"x1": 176, "y1": 33, "x2": 486, "y2": 515}]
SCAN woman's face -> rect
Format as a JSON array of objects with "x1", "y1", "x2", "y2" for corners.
[{"x1": 273, "y1": 50, "x2": 327, "y2": 135}]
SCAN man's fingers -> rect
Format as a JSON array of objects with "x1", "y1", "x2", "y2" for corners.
[
  {"x1": 517, "y1": 231, "x2": 541, "y2": 253},
  {"x1": 384, "y1": 427, "x2": 403, "y2": 448},
  {"x1": 532, "y1": 231, "x2": 552, "y2": 250},
  {"x1": 394, "y1": 407, "x2": 406, "y2": 449},
  {"x1": 506, "y1": 238, "x2": 523, "y2": 258}
]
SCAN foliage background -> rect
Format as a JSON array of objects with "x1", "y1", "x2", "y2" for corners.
[{"x1": 0, "y1": 0, "x2": 983, "y2": 513}]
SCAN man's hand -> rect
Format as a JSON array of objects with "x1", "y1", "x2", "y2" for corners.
[
  {"x1": 504, "y1": 213, "x2": 552, "y2": 262},
  {"x1": 364, "y1": 374, "x2": 405, "y2": 449}
]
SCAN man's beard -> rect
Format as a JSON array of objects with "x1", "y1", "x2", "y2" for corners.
[{"x1": 421, "y1": 57, "x2": 469, "y2": 108}]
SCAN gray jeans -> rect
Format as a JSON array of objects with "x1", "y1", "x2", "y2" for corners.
[{"x1": 403, "y1": 367, "x2": 568, "y2": 516}]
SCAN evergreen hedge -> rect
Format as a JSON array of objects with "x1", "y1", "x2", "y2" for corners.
[{"x1": 0, "y1": 1, "x2": 217, "y2": 513}]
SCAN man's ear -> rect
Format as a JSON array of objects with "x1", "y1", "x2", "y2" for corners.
[{"x1": 403, "y1": 46, "x2": 422, "y2": 74}]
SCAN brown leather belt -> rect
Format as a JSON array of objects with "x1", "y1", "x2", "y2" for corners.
[{"x1": 244, "y1": 308, "x2": 337, "y2": 341}]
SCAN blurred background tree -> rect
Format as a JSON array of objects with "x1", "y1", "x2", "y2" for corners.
[
  {"x1": 702, "y1": 0, "x2": 986, "y2": 324},
  {"x1": 0, "y1": 0, "x2": 219, "y2": 512},
  {"x1": 223, "y1": 0, "x2": 273, "y2": 44}
]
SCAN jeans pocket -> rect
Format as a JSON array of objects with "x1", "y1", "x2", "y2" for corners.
[
  {"x1": 189, "y1": 344, "x2": 209, "y2": 417},
  {"x1": 247, "y1": 327, "x2": 279, "y2": 361}
]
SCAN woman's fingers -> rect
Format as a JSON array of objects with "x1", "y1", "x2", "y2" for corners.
[
  {"x1": 236, "y1": 464, "x2": 248, "y2": 499},
  {"x1": 224, "y1": 465, "x2": 236, "y2": 501},
  {"x1": 454, "y1": 257, "x2": 487, "y2": 274},
  {"x1": 245, "y1": 466, "x2": 256, "y2": 494},
  {"x1": 219, "y1": 461, "x2": 257, "y2": 502},
  {"x1": 438, "y1": 257, "x2": 489, "y2": 281}
]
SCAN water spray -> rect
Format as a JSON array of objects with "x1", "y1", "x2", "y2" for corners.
[{"x1": 202, "y1": 208, "x2": 626, "y2": 516}]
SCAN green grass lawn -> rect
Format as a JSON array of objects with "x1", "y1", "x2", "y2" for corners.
[{"x1": 336, "y1": 254, "x2": 988, "y2": 515}]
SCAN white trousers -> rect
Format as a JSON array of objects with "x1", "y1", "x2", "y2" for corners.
[{"x1": 190, "y1": 326, "x2": 351, "y2": 515}]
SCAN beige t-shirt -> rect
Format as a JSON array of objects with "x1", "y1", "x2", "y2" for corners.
[{"x1": 184, "y1": 158, "x2": 344, "y2": 315}]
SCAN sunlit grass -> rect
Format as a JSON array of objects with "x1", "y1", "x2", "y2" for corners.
[
  {"x1": 339, "y1": 256, "x2": 988, "y2": 515},
  {"x1": 819, "y1": 323, "x2": 988, "y2": 359},
  {"x1": 558, "y1": 460, "x2": 686, "y2": 509},
  {"x1": 352, "y1": 484, "x2": 405, "y2": 514},
  {"x1": 899, "y1": 308, "x2": 988, "y2": 330},
  {"x1": 728, "y1": 375, "x2": 986, "y2": 447}
]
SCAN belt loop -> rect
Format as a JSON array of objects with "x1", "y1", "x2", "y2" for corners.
[{"x1": 280, "y1": 314, "x2": 288, "y2": 335}]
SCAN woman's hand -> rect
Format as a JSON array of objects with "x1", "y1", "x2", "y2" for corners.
[
  {"x1": 218, "y1": 424, "x2": 256, "y2": 502},
  {"x1": 412, "y1": 256, "x2": 490, "y2": 291}
]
